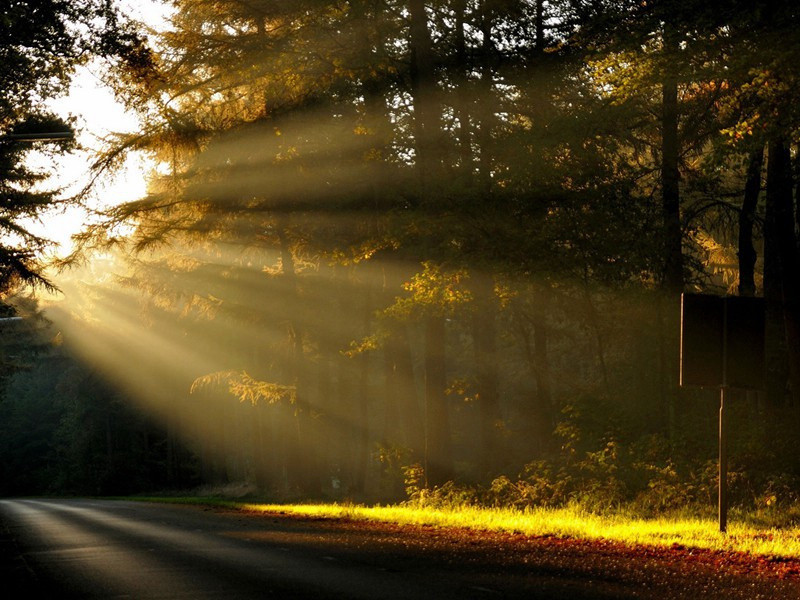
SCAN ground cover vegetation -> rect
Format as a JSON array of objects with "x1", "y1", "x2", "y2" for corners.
[
  {"x1": 2, "y1": 0, "x2": 800, "y2": 529},
  {"x1": 129, "y1": 497, "x2": 800, "y2": 561}
]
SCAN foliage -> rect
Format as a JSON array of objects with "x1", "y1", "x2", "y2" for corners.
[
  {"x1": 5, "y1": 0, "x2": 800, "y2": 525},
  {"x1": 191, "y1": 370, "x2": 296, "y2": 406},
  {"x1": 399, "y1": 424, "x2": 782, "y2": 520},
  {"x1": 402, "y1": 463, "x2": 478, "y2": 510},
  {"x1": 187, "y1": 498, "x2": 800, "y2": 561},
  {"x1": 384, "y1": 262, "x2": 473, "y2": 320},
  {"x1": 0, "y1": 0, "x2": 143, "y2": 293}
]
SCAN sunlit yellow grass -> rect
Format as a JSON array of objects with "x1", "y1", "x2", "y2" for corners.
[{"x1": 232, "y1": 502, "x2": 800, "y2": 559}]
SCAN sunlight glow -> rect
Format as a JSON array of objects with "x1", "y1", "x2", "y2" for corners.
[{"x1": 23, "y1": 0, "x2": 171, "y2": 253}]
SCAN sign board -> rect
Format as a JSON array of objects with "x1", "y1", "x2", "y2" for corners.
[
  {"x1": 680, "y1": 293, "x2": 765, "y2": 533},
  {"x1": 680, "y1": 293, "x2": 765, "y2": 389}
]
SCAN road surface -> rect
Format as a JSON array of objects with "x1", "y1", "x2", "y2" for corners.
[{"x1": 0, "y1": 499, "x2": 797, "y2": 599}]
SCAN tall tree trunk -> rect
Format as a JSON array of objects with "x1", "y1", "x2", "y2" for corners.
[
  {"x1": 336, "y1": 326, "x2": 355, "y2": 490},
  {"x1": 517, "y1": 295, "x2": 554, "y2": 456},
  {"x1": 661, "y1": 40, "x2": 682, "y2": 294},
  {"x1": 353, "y1": 287, "x2": 372, "y2": 494},
  {"x1": 201, "y1": 395, "x2": 229, "y2": 486},
  {"x1": 659, "y1": 24, "x2": 681, "y2": 442},
  {"x1": 316, "y1": 331, "x2": 334, "y2": 489},
  {"x1": 737, "y1": 147, "x2": 765, "y2": 420},
  {"x1": 408, "y1": 1, "x2": 451, "y2": 485},
  {"x1": 276, "y1": 222, "x2": 317, "y2": 494},
  {"x1": 166, "y1": 422, "x2": 176, "y2": 484},
  {"x1": 379, "y1": 337, "x2": 407, "y2": 500},
  {"x1": 395, "y1": 324, "x2": 425, "y2": 458},
  {"x1": 424, "y1": 314, "x2": 452, "y2": 485},
  {"x1": 534, "y1": 0, "x2": 546, "y2": 51},
  {"x1": 251, "y1": 405, "x2": 269, "y2": 491},
  {"x1": 468, "y1": 1, "x2": 503, "y2": 476},
  {"x1": 767, "y1": 138, "x2": 800, "y2": 405},
  {"x1": 382, "y1": 283, "x2": 424, "y2": 464},
  {"x1": 531, "y1": 307, "x2": 553, "y2": 444},
  {"x1": 477, "y1": 0, "x2": 495, "y2": 194},
  {"x1": 471, "y1": 272, "x2": 501, "y2": 475},
  {"x1": 738, "y1": 147, "x2": 764, "y2": 297},
  {"x1": 764, "y1": 141, "x2": 789, "y2": 408},
  {"x1": 453, "y1": 0, "x2": 472, "y2": 177},
  {"x1": 408, "y1": 0, "x2": 439, "y2": 189},
  {"x1": 795, "y1": 147, "x2": 800, "y2": 254},
  {"x1": 583, "y1": 284, "x2": 611, "y2": 393}
]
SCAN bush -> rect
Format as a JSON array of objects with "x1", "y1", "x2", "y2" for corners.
[
  {"x1": 400, "y1": 428, "x2": 800, "y2": 521},
  {"x1": 402, "y1": 463, "x2": 477, "y2": 508}
]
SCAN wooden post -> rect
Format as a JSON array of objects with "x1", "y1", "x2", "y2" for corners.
[
  {"x1": 681, "y1": 293, "x2": 765, "y2": 534},
  {"x1": 719, "y1": 386, "x2": 728, "y2": 533}
]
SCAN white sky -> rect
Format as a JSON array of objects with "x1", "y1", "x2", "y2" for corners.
[{"x1": 27, "y1": 0, "x2": 173, "y2": 252}]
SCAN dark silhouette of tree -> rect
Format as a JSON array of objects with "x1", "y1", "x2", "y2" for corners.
[{"x1": 0, "y1": 0, "x2": 145, "y2": 292}]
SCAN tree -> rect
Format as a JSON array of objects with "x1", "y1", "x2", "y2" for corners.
[
  {"x1": 54, "y1": 0, "x2": 800, "y2": 507},
  {"x1": 0, "y1": 0, "x2": 143, "y2": 292}
]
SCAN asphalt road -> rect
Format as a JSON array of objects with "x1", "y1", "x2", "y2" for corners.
[{"x1": 0, "y1": 499, "x2": 797, "y2": 599}]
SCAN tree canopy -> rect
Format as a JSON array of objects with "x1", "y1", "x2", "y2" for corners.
[
  {"x1": 0, "y1": 0, "x2": 144, "y2": 292},
  {"x1": 3, "y1": 0, "x2": 800, "y2": 512}
]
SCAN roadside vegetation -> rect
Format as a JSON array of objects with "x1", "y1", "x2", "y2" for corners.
[
  {"x1": 130, "y1": 493, "x2": 800, "y2": 560},
  {"x1": 128, "y1": 454, "x2": 800, "y2": 561}
]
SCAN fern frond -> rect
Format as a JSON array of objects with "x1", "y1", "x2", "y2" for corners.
[{"x1": 190, "y1": 369, "x2": 295, "y2": 405}]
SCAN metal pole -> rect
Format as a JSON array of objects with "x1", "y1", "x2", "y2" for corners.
[
  {"x1": 719, "y1": 386, "x2": 728, "y2": 533},
  {"x1": 719, "y1": 298, "x2": 728, "y2": 534}
]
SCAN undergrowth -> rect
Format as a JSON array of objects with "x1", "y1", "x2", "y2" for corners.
[
  {"x1": 127, "y1": 430, "x2": 800, "y2": 559},
  {"x1": 129, "y1": 497, "x2": 800, "y2": 560}
]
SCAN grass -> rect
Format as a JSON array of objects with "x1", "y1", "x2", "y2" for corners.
[{"x1": 129, "y1": 496, "x2": 800, "y2": 560}]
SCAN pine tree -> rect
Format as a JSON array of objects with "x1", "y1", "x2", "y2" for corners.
[{"x1": 0, "y1": 0, "x2": 143, "y2": 292}]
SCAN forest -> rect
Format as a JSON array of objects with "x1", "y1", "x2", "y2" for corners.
[{"x1": 0, "y1": 0, "x2": 799, "y2": 517}]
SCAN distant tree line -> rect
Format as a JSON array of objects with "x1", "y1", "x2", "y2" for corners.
[{"x1": 0, "y1": 306, "x2": 198, "y2": 496}]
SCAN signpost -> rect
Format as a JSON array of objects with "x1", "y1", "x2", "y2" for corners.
[{"x1": 680, "y1": 293, "x2": 765, "y2": 533}]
